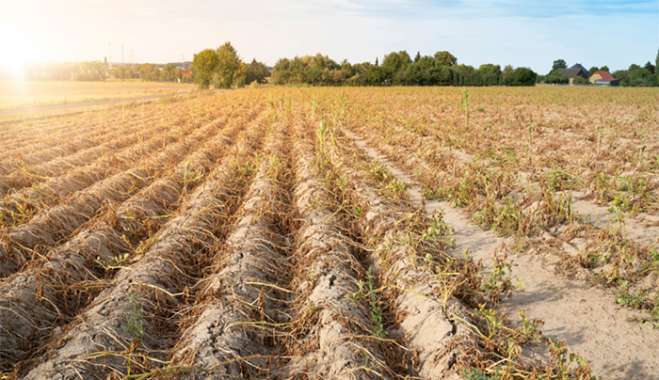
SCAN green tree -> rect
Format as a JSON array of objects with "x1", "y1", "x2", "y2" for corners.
[
  {"x1": 644, "y1": 61, "x2": 655, "y2": 74},
  {"x1": 434, "y1": 51, "x2": 457, "y2": 66},
  {"x1": 192, "y1": 49, "x2": 219, "y2": 88},
  {"x1": 552, "y1": 59, "x2": 567, "y2": 70},
  {"x1": 270, "y1": 55, "x2": 339, "y2": 85},
  {"x1": 381, "y1": 51, "x2": 412, "y2": 84},
  {"x1": 625, "y1": 64, "x2": 657, "y2": 86},
  {"x1": 573, "y1": 76, "x2": 590, "y2": 85},
  {"x1": 478, "y1": 64, "x2": 502, "y2": 85},
  {"x1": 213, "y1": 42, "x2": 242, "y2": 88},
  {"x1": 545, "y1": 59, "x2": 568, "y2": 84},
  {"x1": 112, "y1": 65, "x2": 132, "y2": 80},
  {"x1": 354, "y1": 62, "x2": 383, "y2": 85},
  {"x1": 588, "y1": 66, "x2": 599, "y2": 74},
  {"x1": 454, "y1": 64, "x2": 479, "y2": 85},
  {"x1": 545, "y1": 70, "x2": 568, "y2": 84},
  {"x1": 501, "y1": 65, "x2": 514, "y2": 85},
  {"x1": 271, "y1": 58, "x2": 291, "y2": 85},
  {"x1": 510, "y1": 67, "x2": 537, "y2": 86},
  {"x1": 160, "y1": 63, "x2": 178, "y2": 81},
  {"x1": 404, "y1": 55, "x2": 437, "y2": 85},
  {"x1": 232, "y1": 63, "x2": 248, "y2": 87},
  {"x1": 245, "y1": 59, "x2": 269, "y2": 84},
  {"x1": 612, "y1": 69, "x2": 628, "y2": 84},
  {"x1": 333, "y1": 59, "x2": 354, "y2": 84},
  {"x1": 138, "y1": 64, "x2": 160, "y2": 81}
]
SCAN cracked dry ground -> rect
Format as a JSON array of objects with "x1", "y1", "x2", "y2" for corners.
[{"x1": 1, "y1": 87, "x2": 657, "y2": 380}]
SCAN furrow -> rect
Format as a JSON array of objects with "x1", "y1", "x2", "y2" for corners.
[
  {"x1": 0, "y1": 97, "x2": 198, "y2": 162},
  {"x1": 343, "y1": 124, "x2": 657, "y2": 297},
  {"x1": 280, "y1": 124, "x2": 395, "y2": 379},
  {"x1": 0, "y1": 112, "x2": 216, "y2": 228},
  {"x1": 0, "y1": 110, "x2": 254, "y2": 371},
  {"x1": 0, "y1": 117, "x2": 224, "y2": 278},
  {"x1": 339, "y1": 128, "x2": 659, "y2": 379},
  {"x1": 355, "y1": 114, "x2": 658, "y2": 248},
  {"x1": 170, "y1": 121, "x2": 289, "y2": 378},
  {"x1": 0, "y1": 112, "x2": 165, "y2": 176},
  {"x1": 114, "y1": 110, "x2": 256, "y2": 242},
  {"x1": 21, "y1": 115, "x2": 265, "y2": 380},
  {"x1": 0, "y1": 119, "x2": 168, "y2": 197},
  {"x1": 324, "y1": 129, "x2": 475, "y2": 379},
  {"x1": 0, "y1": 105, "x2": 154, "y2": 147}
]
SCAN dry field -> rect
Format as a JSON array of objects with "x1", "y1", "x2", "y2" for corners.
[
  {"x1": 0, "y1": 86, "x2": 657, "y2": 380},
  {"x1": 0, "y1": 80, "x2": 194, "y2": 121}
]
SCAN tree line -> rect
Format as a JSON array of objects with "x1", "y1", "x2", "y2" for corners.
[
  {"x1": 540, "y1": 50, "x2": 659, "y2": 86},
  {"x1": 21, "y1": 61, "x2": 194, "y2": 82},
  {"x1": 193, "y1": 42, "x2": 537, "y2": 88},
  {"x1": 611, "y1": 59, "x2": 657, "y2": 87},
  {"x1": 11, "y1": 43, "x2": 656, "y2": 88},
  {"x1": 191, "y1": 43, "x2": 269, "y2": 88}
]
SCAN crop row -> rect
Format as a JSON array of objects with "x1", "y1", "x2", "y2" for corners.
[
  {"x1": 0, "y1": 108, "x2": 261, "y2": 372},
  {"x1": 19, "y1": 110, "x2": 266, "y2": 379},
  {"x1": 1, "y1": 88, "x2": 655, "y2": 379}
]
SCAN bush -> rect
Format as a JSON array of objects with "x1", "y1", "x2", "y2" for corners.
[
  {"x1": 573, "y1": 77, "x2": 590, "y2": 85},
  {"x1": 509, "y1": 67, "x2": 537, "y2": 86}
]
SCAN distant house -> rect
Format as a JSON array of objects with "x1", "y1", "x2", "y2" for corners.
[
  {"x1": 179, "y1": 69, "x2": 193, "y2": 82},
  {"x1": 562, "y1": 64, "x2": 590, "y2": 85},
  {"x1": 589, "y1": 70, "x2": 619, "y2": 86}
]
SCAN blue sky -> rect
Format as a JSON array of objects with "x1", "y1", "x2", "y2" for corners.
[{"x1": 2, "y1": 0, "x2": 658, "y2": 73}]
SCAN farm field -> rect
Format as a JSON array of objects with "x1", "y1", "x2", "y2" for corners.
[
  {"x1": 0, "y1": 86, "x2": 657, "y2": 379},
  {"x1": 0, "y1": 80, "x2": 194, "y2": 117}
]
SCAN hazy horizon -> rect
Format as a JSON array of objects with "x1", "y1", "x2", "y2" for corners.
[{"x1": 1, "y1": 0, "x2": 658, "y2": 74}]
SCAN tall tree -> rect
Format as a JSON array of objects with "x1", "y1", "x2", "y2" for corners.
[
  {"x1": 381, "y1": 51, "x2": 412, "y2": 84},
  {"x1": 501, "y1": 65, "x2": 514, "y2": 85},
  {"x1": 245, "y1": 59, "x2": 269, "y2": 84},
  {"x1": 138, "y1": 64, "x2": 159, "y2": 81},
  {"x1": 213, "y1": 42, "x2": 242, "y2": 88},
  {"x1": 160, "y1": 63, "x2": 178, "y2": 81},
  {"x1": 644, "y1": 61, "x2": 655, "y2": 74},
  {"x1": 478, "y1": 64, "x2": 502, "y2": 85},
  {"x1": 192, "y1": 49, "x2": 219, "y2": 88},
  {"x1": 434, "y1": 51, "x2": 457, "y2": 66},
  {"x1": 552, "y1": 59, "x2": 567, "y2": 71},
  {"x1": 510, "y1": 67, "x2": 537, "y2": 86}
]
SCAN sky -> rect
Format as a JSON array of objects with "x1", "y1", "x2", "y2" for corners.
[{"x1": 1, "y1": 0, "x2": 658, "y2": 74}]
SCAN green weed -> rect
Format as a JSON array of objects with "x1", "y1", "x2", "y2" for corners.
[
  {"x1": 544, "y1": 167, "x2": 578, "y2": 191},
  {"x1": 351, "y1": 267, "x2": 386, "y2": 338},
  {"x1": 124, "y1": 293, "x2": 145, "y2": 343}
]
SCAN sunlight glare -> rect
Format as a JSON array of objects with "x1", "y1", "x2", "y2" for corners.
[{"x1": 0, "y1": 25, "x2": 37, "y2": 81}]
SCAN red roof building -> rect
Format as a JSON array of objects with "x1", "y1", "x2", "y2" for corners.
[{"x1": 589, "y1": 70, "x2": 619, "y2": 86}]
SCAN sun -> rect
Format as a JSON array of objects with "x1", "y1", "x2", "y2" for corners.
[
  {"x1": 0, "y1": 25, "x2": 36, "y2": 81},
  {"x1": 2, "y1": 57, "x2": 26, "y2": 80}
]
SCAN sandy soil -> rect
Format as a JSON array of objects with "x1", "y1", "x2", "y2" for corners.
[{"x1": 345, "y1": 129, "x2": 659, "y2": 380}]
